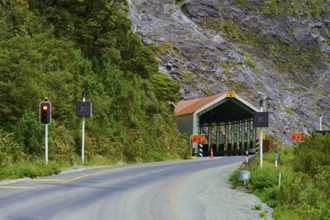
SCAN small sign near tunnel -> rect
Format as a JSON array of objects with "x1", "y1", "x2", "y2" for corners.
[
  {"x1": 253, "y1": 112, "x2": 269, "y2": 127},
  {"x1": 191, "y1": 134, "x2": 206, "y2": 143}
]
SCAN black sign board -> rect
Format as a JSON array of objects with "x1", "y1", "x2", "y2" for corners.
[
  {"x1": 253, "y1": 112, "x2": 269, "y2": 127},
  {"x1": 76, "y1": 102, "x2": 92, "y2": 117}
]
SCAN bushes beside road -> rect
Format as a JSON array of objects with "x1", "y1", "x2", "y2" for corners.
[{"x1": 231, "y1": 134, "x2": 330, "y2": 220}]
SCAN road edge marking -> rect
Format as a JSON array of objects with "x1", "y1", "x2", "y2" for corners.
[
  {"x1": 170, "y1": 173, "x2": 195, "y2": 220},
  {"x1": 0, "y1": 186, "x2": 37, "y2": 189}
]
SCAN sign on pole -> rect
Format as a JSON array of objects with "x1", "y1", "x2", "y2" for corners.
[
  {"x1": 290, "y1": 132, "x2": 305, "y2": 141},
  {"x1": 76, "y1": 102, "x2": 92, "y2": 117},
  {"x1": 191, "y1": 134, "x2": 206, "y2": 143},
  {"x1": 78, "y1": 89, "x2": 92, "y2": 164},
  {"x1": 253, "y1": 112, "x2": 269, "y2": 127}
]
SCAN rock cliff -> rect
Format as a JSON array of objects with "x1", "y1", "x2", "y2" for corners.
[{"x1": 128, "y1": 0, "x2": 330, "y2": 143}]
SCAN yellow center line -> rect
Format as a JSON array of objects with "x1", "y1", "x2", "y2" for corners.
[
  {"x1": 1, "y1": 163, "x2": 161, "y2": 188},
  {"x1": 30, "y1": 179, "x2": 66, "y2": 182},
  {"x1": 62, "y1": 167, "x2": 124, "y2": 184}
]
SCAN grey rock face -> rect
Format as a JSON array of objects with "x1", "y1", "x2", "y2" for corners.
[
  {"x1": 128, "y1": 0, "x2": 330, "y2": 144},
  {"x1": 181, "y1": 1, "x2": 220, "y2": 18}
]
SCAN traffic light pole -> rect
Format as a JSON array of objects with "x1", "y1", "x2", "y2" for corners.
[
  {"x1": 45, "y1": 124, "x2": 48, "y2": 165},
  {"x1": 40, "y1": 98, "x2": 51, "y2": 165}
]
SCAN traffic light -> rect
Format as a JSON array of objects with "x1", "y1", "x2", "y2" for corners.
[{"x1": 39, "y1": 102, "x2": 51, "y2": 124}]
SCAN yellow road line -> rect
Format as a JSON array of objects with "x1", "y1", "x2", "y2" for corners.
[
  {"x1": 31, "y1": 179, "x2": 66, "y2": 182},
  {"x1": 62, "y1": 165, "x2": 139, "y2": 183},
  {"x1": 170, "y1": 174, "x2": 193, "y2": 220},
  {"x1": 62, "y1": 167, "x2": 120, "y2": 184}
]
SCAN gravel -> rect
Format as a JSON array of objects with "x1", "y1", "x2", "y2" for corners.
[{"x1": 176, "y1": 161, "x2": 274, "y2": 220}]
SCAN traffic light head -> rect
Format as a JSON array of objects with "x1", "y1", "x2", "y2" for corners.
[{"x1": 40, "y1": 102, "x2": 51, "y2": 124}]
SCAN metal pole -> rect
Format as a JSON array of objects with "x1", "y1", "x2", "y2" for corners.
[
  {"x1": 216, "y1": 123, "x2": 220, "y2": 151},
  {"x1": 320, "y1": 113, "x2": 322, "y2": 131},
  {"x1": 45, "y1": 124, "x2": 48, "y2": 165},
  {"x1": 82, "y1": 89, "x2": 86, "y2": 164},
  {"x1": 248, "y1": 120, "x2": 251, "y2": 149},
  {"x1": 208, "y1": 124, "x2": 212, "y2": 153},
  {"x1": 260, "y1": 100, "x2": 263, "y2": 168},
  {"x1": 82, "y1": 116, "x2": 85, "y2": 164},
  {"x1": 225, "y1": 123, "x2": 228, "y2": 156},
  {"x1": 231, "y1": 122, "x2": 235, "y2": 153}
]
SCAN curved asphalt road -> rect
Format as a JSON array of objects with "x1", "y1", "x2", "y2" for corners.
[{"x1": 0, "y1": 157, "x2": 244, "y2": 220}]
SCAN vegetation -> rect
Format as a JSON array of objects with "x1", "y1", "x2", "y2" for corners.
[
  {"x1": 234, "y1": 0, "x2": 329, "y2": 20},
  {"x1": 0, "y1": 0, "x2": 187, "y2": 180},
  {"x1": 231, "y1": 134, "x2": 330, "y2": 220},
  {"x1": 200, "y1": 0, "x2": 329, "y2": 77}
]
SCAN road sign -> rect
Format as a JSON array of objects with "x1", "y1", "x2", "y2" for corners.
[
  {"x1": 76, "y1": 102, "x2": 92, "y2": 117},
  {"x1": 290, "y1": 132, "x2": 304, "y2": 141},
  {"x1": 191, "y1": 134, "x2": 206, "y2": 143},
  {"x1": 253, "y1": 112, "x2": 269, "y2": 127},
  {"x1": 226, "y1": 91, "x2": 236, "y2": 98}
]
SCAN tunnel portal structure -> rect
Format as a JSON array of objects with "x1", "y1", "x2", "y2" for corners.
[{"x1": 175, "y1": 92, "x2": 260, "y2": 156}]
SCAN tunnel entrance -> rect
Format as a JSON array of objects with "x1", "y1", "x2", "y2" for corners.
[{"x1": 175, "y1": 92, "x2": 259, "y2": 156}]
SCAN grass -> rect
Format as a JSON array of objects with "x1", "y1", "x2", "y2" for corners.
[
  {"x1": 252, "y1": 204, "x2": 262, "y2": 210},
  {"x1": 230, "y1": 137, "x2": 330, "y2": 220},
  {"x1": 0, "y1": 159, "x2": 62, "y2": 180}
]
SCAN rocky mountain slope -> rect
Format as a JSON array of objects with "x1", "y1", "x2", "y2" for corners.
[{"x1": 128, "y1": 0, "x2": 330, "y2": 143}]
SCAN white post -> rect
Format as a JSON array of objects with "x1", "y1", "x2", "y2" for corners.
[
  {"x1": 45, "y1": 124, "x2": 48, "y2": 165},
  {"x1": 320, "y1": 113, "x2": 322, "y2": 131},
  {"x1": 260, "y1": 101, "x2": 263, "y2": 168},
  {"x1": 82, "y1": 95, "x2": 86, "y2": 164},
  {"x1": 82, "y1": 117, "x2": 85, "y2": 164},
  {"x1": 245, "y1": 151, "x2": 249, "y2": 163},
  {"x1": 278, "y1": 172, "x2": 282, "y2": 187},
  {"x1": 275, "y1": 153, "x2": 278, "y2": 169}
]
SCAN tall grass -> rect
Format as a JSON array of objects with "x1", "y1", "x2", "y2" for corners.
[
  {"x1": 0, "y1": 158, "x2": 62, "y2": 180},
  {"x1": 231, "y1": 134, "x2": 330, "y2": 220}
]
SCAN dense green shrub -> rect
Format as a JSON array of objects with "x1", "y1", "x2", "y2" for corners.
[
  {"x1": 293, "y1": 134, "x2": 330, "y2": 176},
  {"x1": 247, "y1": 166, "x2": 280, "y2": 207},
  {"x1": 0, "y1": 0, "x2": 186, "y2": 178},
  {"x1": 0, "y1": 129, "x2": 25, "y2": 166},
  {"x1": 247, "y1": 167, "x2": 279, "y2": 192},
  {"x1": 243, "y1": 136, "x2": 330, "y2": 219},
  {"x1": 0, "y1": 159, "x2": 61, "y2": 180}
]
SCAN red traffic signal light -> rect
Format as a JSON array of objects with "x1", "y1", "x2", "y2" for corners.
[{"x1": 39, "y1": 102, "x2": 51, "y2": 124}]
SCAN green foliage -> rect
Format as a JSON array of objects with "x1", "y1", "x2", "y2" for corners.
[
  {"x1": 222, "y1": 19, "x2": 247, "y2": 42},
  {"x1": 293, "y1": 134, "x2": 330, "y2": 176},
  {"x1": 242, "y1": 137, "x2": 330, "y2": 220},
  {"x1": 0, "y1": 159, "x2": 61, "y2": 180},
  {"x1": 149, "y1": 72, "x2": 180, "y2": 103},
  {"x1": 247, "y1": 167, "x2": 280, "y2": 208},
  {"x1": 0, "y1": 129, "x2": 25, "y2": 166},
  {"x1": 234, "y1": 0, "x2": 328, "y2": 20},
  {"x1": 14, "y1": 110, "x2": 44, "y2": 156},
  {"x1": 0, "y1": 0, "x2": 185, "y2": 180}
]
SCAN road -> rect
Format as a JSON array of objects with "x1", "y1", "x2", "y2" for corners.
[{"x1": 0, "y1": 157, "x2": 248, "y2": 220}]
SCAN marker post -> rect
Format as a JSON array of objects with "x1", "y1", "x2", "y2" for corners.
[{"x1": 260, "y1": 100, "x2": 263, "y2": 168}]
